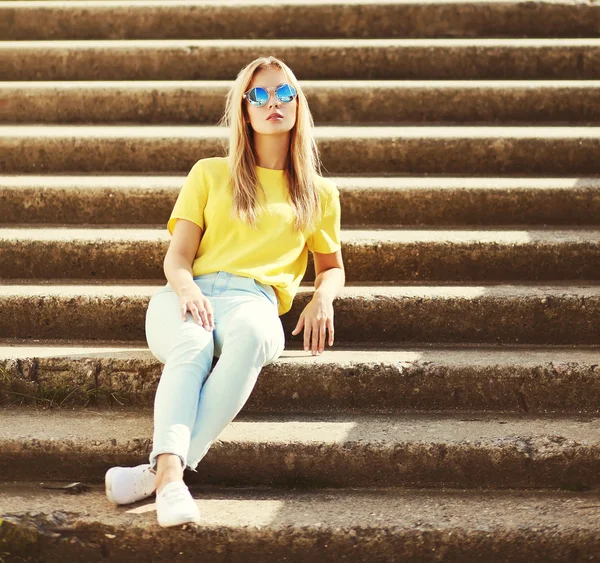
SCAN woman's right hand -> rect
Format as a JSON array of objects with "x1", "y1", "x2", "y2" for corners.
[{"x1": 179, "y1": 286, "x2": 215, "y2": 331}]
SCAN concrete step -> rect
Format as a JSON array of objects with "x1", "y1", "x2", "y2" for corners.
[
  {"x1": 3, "y1": 81, "x2": 600, "y2": 125},
  {"x1": 0, "y1": 407, "x2": 598, "y2": 488},
  {"x1": 1, "y1": 484, "x2": 599, "y2": 563},
  {"x1": 2, "y1": 175, "x2": 599, "y2": 226},
  {"x1": 1, "y1": 342, "x2": 598, "y2": 413},
  {"x1": 3, "y1": 0, "x2": 600, "y2": 40},
  {"x1": 3, "y1": 125, "x2": 600, "y2": 175},
  {"x1": 1, "y1": 227, "x2": 599, "y2": 282},
  {"x1": 1, "y1": 39, "x2": 599, "y2": 81},
  {"x1": 0, "y1": 283, "x2": 598, "y2": 344}
]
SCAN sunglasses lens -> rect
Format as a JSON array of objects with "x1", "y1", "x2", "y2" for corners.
[
  {"x1": 277, "y1": 83, "x2": 296, "y2": 102},
  {"x1": 246, "y1": 84, "x2": 297, "y2": 106},
  {"x1": 247, "y1": 87, "x2": 269, "y2": 106}
]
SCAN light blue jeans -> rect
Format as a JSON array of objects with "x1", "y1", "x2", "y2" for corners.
[{"x1": 145, "y1": 271, "x2": 285, "y2": 472}]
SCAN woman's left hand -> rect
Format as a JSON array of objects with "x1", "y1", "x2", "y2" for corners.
[{"x1": 291, "y1": 293, "x2": 335, "y2": 355}]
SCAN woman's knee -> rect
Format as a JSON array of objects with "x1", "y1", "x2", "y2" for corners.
[
  {"x1": 146, "y1": 287, "x2": 213, "y2": 363},
  {"x1": 230, "y1": 316, "x2": 285, "y2": 365},
  {"x1": 146, "y1": 289, "x2": 177, "y2": 362}
]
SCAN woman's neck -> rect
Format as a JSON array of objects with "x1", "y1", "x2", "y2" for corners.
[{"x1": 253, "y1": 131, "x2": 290, "y2": 170}]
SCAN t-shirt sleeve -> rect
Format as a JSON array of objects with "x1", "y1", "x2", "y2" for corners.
[
  {"x1": 167, "y1": 160, "x2": 208, "y2": 235},
  {"x1": 307, "y1": 183, "x2": 342, "y2": 254}
]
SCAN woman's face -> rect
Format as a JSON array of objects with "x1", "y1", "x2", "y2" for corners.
[{"x1": 244, "y1": 67, "x2": 297, "y2": 136}]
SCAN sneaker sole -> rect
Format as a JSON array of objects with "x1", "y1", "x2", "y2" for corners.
[{"x1": 158, "y1": 511, "x2": 202, "y2": 528}]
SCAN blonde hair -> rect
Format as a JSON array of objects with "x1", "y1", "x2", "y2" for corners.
[{"x1": 219, "y1": 56, "x2": 321, "y2": 233}]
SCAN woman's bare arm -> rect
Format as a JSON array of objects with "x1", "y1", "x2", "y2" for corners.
[
  {"x1": 312, "y1": 249, "x2": 345, "y2": 302},
  {"x1": 163, "y1": 219, "x2": 214, "y2": 329},
  {"x1": 163, "y1": 219, "x2": 203, "y2": 297}
]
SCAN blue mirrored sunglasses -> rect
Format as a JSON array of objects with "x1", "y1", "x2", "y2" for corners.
[{"x1": 243, "y1": 83, "x2": 297, "y2": 107}]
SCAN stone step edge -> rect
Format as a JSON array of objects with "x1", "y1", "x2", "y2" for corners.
[
  {"x1": 3, "y1": 226, "x2": 600, "y2": 242},
  {"x1": 3, "y1": 80, "x2": 599, "y2": 126},
  {"x1": 4, "y1": 0, "x2": 600, "y2": 47},
  {"x1": 2, "y1": 176, "x2": 599, "y2": 228},
  {"x1": 4, "y1": 78, "x2": 600, "y2": 86},
  {"x1": 5, "y1": 38, "x2": 600, "y2": 47},
  {"x1": 3, "y1": 282, "x2": 599, "y2": 294},
  {"x1": 4, "y1": 40, "x2": 598, "y2": 82},
  {"x1": 6, "y1": 124, "x2": 600, "y2": 137},
  {"x1": 1, "y1": 344, "x2": 599, "y2": 413},
  {"x1": 2, "y1": 228, "x2": 599, "y2": 283},
  {"x1": 0, "y1": 408, "x2": 598, "y2": 489},
  {"x1": 4, "y1": 79, "x2": 600, "y2": 87},
  {"x1": 5, "y1": 126, "x2": 600, "y2": 175},
  {"x1": 2, "y1": 175, "x2": 599, "y2": 188},
  {"x1": 1, "y1": 484, "x2": 599, "y2": 563},
  {"x1": 1, "y1": 283, "x2": 599, "y2": 345}
]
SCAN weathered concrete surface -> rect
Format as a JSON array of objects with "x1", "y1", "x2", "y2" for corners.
[
  {"x1": 3, "y1": 125, "x2": 600, "y2": 175},
  {"x1": 1, "y1": 484, "x2": 599, "y2": 562},
  {"x1": 332, "y1": 229, "x2": 600, "y2": 282},
  {"x1": 0, "y1": 408, "x2": 598, "y2": 489},
  {"x1": 3, "y1": 0, "x2": 600, "y2": 40},
  {"x1": 1, "y1": 39, "x2": 600, "y2": 81},
  {"x1": 2, "y1": 176, "x2": 599, "y2": 226},
  {"x1": 0, "y1": 283, "x2": 599, "y2": 344},
  {"x1": 1, "y1": 343, "x2": 599, "y2": 413},
  {"x1": 1, "y1": 227, "x2": 599, "y2": 281},
  {"x1": 3, "y1": 81, "x2": 600, "y2": 124},
  {"x1": 335, "y1": 177, "x2": 600, "y2": 227}
]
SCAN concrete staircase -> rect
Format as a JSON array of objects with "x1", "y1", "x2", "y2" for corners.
[{"x1": 1, "y1": 1, "x2": 599, "y2": 561}]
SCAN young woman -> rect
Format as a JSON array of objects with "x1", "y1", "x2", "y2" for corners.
[{"x1": 104, "y1": 56, "x2": 345, "y2": 527}]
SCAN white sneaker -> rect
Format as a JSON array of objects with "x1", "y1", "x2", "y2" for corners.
[
  {"x1": 105, "y1": 463, "x2": 156, "y2": 505},
  {"x1": 156, "y1": 480, "x2": 201, "y2": 527}
]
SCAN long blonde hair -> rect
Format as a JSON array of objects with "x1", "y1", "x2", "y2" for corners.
[{"x1": 219, "y1": 56, "x2": 321, "y2": 233}]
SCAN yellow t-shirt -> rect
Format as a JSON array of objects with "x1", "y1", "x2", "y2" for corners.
[{"x1": 167, "y1": 157, "x2": 341, "y2": 316}]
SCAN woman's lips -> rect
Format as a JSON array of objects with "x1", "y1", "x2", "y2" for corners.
[{"x1": 267, "y1": 114, "x2": 284, "y2": 120}]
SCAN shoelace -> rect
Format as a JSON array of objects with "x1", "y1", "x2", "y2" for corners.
[
  {"x1": 132, "y1": 469, "x2": 153, "y2": 496},
  {"x1": 160, "y1": 483, "x2": 191, "y2": 503}
]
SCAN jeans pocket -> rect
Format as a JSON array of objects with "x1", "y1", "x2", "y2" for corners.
[{"x1": 194, "y1": 278, "x2": 215, "y2": 297}]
